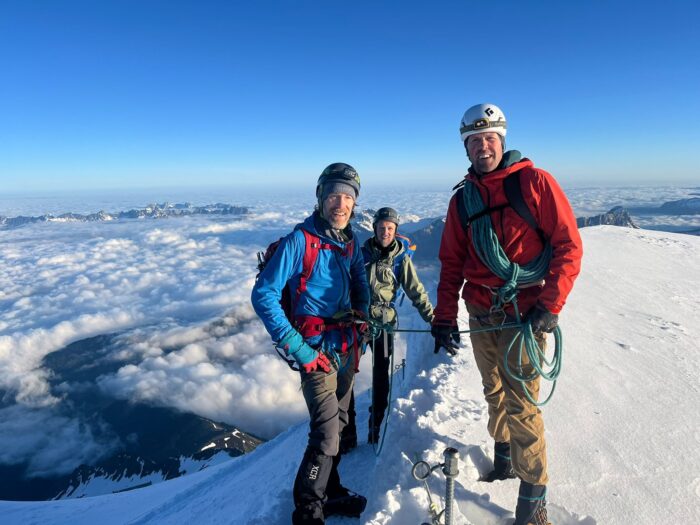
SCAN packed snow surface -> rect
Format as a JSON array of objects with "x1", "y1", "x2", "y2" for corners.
[{"x1": 2, "y1": 225, "x2": 698, "y2": 523}]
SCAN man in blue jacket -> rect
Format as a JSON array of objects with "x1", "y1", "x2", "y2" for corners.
[{"x1": 251, "y1": 163, "x2": 370, "y2": 525}]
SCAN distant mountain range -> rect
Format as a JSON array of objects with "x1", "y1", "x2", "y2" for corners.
[
  {"x1": 3, "y1": 197, "x2": 698, "y2": 233},
  {"x1": 0, "y1": 202, "x2": 249, "y2": 229},
  {"x1": 628, "y1": 197, "x2": 700, "y2": 215}
]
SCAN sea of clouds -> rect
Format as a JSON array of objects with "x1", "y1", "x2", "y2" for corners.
[
  {"x1": 0, "y1": 185, "x2": 698, "y2": 478},
  {"x1": 0, "y1": 210, "x2": 307, "y2": 477}
]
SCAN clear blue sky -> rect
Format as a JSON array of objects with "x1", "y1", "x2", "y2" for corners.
[{"x1": 1, "y1": 0, "x2": 698, "y2": 193}]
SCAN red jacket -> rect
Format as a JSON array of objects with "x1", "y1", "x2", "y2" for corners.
[{"x1": 434, "y1": 158, "x2": 583, "y2": 322}]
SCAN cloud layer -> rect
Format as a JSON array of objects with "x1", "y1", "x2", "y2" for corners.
[
  {"x1": 0, "y1": 405, "x2": 119, "y2": 477},
  {"x1": 2, "y1": 186, "x2": 697, "y2": 478},
  {"x1": 98, "y1": 306, "x2": 308, "y2": 440},
  {"x1": 0, "y1": 213, "x2": 303, "y2": 475}
]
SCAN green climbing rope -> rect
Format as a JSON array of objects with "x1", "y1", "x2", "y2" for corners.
[
  {"x1": 462, "y1": 181, "x2": 553, "y2": 306},
  {"x1": 367, "y1": 318, "x2": 561, "y2": 407},
  {"x1": 461, "y1": 180, "x2": 562, "y2": 405}
]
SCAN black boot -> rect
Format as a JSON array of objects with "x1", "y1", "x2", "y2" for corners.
[
  {"x1": 292, "y1": 447, "x2": 333, "y2": 525},
  {"x1": 324, "y1": 454, "x2": 367, "y2": 518},
  {"x1": 291, "y1": 508, "x2": 324, "y2": 525},
  {"x1": 514, "y1": 481, "x2": 550, "y2": 525},
  {"x1": 480, "y1": 441, "x2": 517, "y2": 482}
]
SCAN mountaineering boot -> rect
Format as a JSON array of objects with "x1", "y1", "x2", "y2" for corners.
[
  {"x1": 324, "y1": 454, "x2": 367, "y2": 518},
  {"x1": 291, "y1": 509, "x2": 324, "y2": 525},
  {"x1": 292, "y1": 447, "x2": 333, "y2": 525},
  {"x1": 480, "y1": 441, "x2": 517, "y2": 482},
  {"x1": 324, "y1": 488, "x2": 367, "y2": 518},
  {"x1": 514, "y1": 481, "x2": 551, "y2": 525}
]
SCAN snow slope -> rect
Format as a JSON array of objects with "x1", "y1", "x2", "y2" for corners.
[{"x1": 1, "y1": 226, "x2": 698, "y2": 524}]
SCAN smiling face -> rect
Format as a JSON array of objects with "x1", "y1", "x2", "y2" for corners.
[
  {"x1": 322, "y1": 192, "x2": 355, "y2": 229},
  {"x1": 374, "y1": 219, "x2": 397, "y2": 248},
  {"x1": 466, "y1": 131, "x2": 503, "y2": 175}
]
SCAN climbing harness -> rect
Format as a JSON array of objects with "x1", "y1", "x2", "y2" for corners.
[{"x1": 288, "y1": 313, "x2": 367, "y2": 390}]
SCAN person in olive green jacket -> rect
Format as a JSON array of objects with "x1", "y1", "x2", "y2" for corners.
[
  {"x1": 340, "y1": 207, "x2": 435, "y2": 451},
  {"x1": 362, "y1": 207, "x2": 434, "y2": 443}
]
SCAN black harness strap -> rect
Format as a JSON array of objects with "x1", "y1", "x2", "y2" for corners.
[
  {"x1": 502, "y1": 172, "x2": 546, "y2": 243},
  {"x1": 456, "y1": 196, "x2": 508, "y2": 227}
]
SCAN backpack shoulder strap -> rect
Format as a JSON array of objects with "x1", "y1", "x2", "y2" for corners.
[
  {"x1": 455, "y1": 186, "x2": 468, "y2": 230},
  {"x1": 298, "y1": 230, "x2": 354, "y2": 296},
  {"x1": 393, "y1": 233, "x2": 416, "y2": 281},
  {"x1": 392, "y1": 250, "x2": 405, "y2": 277},
  {"x1": 345, "y1": 237, "x2": 354, "y2": 259},
  {"x1": 299, "y1": 230, "x2": 320, "y2": 295},
  {"x1": 503, "y1": 171, "x2": 546, "y2": 242}
]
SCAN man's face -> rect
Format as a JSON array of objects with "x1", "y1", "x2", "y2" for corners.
[
  {"x1": 322, "y1": 192, "x2": 355, "y2": 229},
  {"x1": 467, "y1": 132, "x2": 503, "y2": 174},
  {"x1": 374, "y1": 219, "x2": 397, "y2": 248}
]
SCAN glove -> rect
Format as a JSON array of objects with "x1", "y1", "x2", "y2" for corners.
[
  {"x1": 278, "y1": 330, "x2": 331, "y2": 373},
  {"x1": 431, "y1": 323, "x2": 459, "y2": 356},
  {"x1": 301, "y1": 352, "x2": 332, "y2": 373},
  {"x1": 526, "y1": 303, "x2": 559, "y2": 335}
]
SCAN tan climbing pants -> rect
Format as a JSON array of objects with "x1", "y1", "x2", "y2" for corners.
[{"x1": 466, "y1": 302, "x2": 548, "y2": 485}]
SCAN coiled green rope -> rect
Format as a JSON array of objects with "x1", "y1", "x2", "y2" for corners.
[
  {"x1": 460, "y1": 181, "x2": 562, "y2": 405},
  {"x1": 463, "y1": 181, "x2": 553, "y2": 306},
  {"x1": 366, "y1": 316, "x2": 561, "y2": 407}
]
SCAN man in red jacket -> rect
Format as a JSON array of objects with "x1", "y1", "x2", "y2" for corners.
[{"x1": 432, "y1": 103, "x2": 582, "y2": 525}]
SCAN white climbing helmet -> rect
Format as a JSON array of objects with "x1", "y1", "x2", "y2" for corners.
[{"x1": 459, "y1": 103, "x2": 507, "y2": 143}]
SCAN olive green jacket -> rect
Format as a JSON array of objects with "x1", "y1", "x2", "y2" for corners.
[{"x1": 363, "y1": 238, "x2": 434, "y2": 325}]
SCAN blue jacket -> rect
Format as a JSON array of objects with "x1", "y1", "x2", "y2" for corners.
[{"x1": 251, "y1": 213, "x2": 369, "y2": 350}]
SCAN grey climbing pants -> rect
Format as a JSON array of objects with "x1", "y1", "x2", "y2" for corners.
[{"x1": 300, "y1": 351, "x2": 356, "y2": 456}]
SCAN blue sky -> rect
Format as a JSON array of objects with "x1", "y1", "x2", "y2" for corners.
[{"x1": 1, "y1": 0, "x2": 698, "y2": 193}]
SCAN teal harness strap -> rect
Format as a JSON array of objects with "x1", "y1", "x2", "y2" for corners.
[{"x1": 462, "y1": 181, "x2": 562, "y2": 405}]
